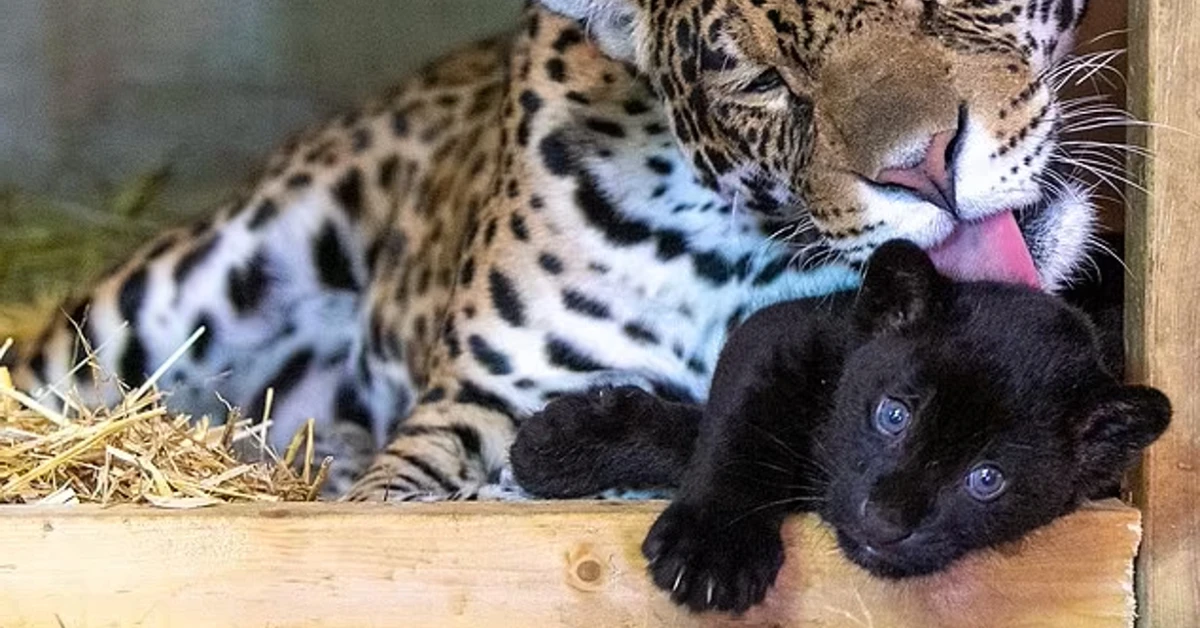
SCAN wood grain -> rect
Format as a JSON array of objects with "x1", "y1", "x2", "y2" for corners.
[
  {"x1": 0, "y1": 501, "x2": 1139, "y2": 627},
  {"x1": 1127, "y1": 0, "x2": 1200, "y2": 626}
]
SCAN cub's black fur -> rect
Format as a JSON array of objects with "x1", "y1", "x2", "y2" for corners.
[{"x1": 510, "y1": 240, "x2": 1170, "y2": 615}]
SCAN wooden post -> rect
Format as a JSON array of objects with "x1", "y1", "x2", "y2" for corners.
[{"x1": 1127, "y1": 0, "x2": 1200, "y2": 625}]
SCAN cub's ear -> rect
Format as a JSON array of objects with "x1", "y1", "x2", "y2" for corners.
[
  {"x1": 854, "y1": 240, "x2": 947, "y2": 335},
  {"x1": 1074, "y1": 385, "x2": 1172, "y2": 497},
  {"x1": 538, "y1": 0, "x2": 643, "y2": 62}
]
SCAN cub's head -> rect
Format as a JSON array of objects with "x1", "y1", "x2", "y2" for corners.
[
  {"x1": 539, "y1": 0, "x2": 1095, "y2": 289},
  {"x1": 817, "y1": 241, "x2": 1169, "y2": 579}
]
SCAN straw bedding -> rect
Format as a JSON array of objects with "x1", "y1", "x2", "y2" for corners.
[{"x1": 0, "y1": 334, "x2": 330, "y2": 507}]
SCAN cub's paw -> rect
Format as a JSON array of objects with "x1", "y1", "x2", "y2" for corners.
[
  {"x1": 522, "y1": 386, "x2": 655, "y2": 443},
  {"x1": 510, "y1": 386, "x2": 660, "y2": 497},
  {"x1": 642, "y1": 502, "x2": 785, "y2": 614}
]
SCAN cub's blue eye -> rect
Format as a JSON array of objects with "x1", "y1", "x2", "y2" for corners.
[
  {"x1": 966, "y1": 464, "x2": 1007, "y2": 502},
  {"x1": 873, "y1": 397, "x2": 910, "y2": 436}
]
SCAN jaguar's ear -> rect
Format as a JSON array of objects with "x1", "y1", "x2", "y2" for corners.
[
  {"x1": 1018, "y1": 0, "x2": 1089, "y2": 73},
  {"x1": 538, "y1": 0, "x2": 643, "y2": 62},
  {"x1": 854, "y1": 240, "x2": 947, "y2": 336}
]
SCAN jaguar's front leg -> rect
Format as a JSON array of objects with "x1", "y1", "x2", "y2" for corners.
[{"x1": 343, "y1": 396, "x2": 515, "y2": 502}]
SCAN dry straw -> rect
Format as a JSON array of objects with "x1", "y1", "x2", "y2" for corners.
[{"x1": 0, "y1": 329, "x2": 331, "y2": 508}]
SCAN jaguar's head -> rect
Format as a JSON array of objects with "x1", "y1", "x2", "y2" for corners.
[{"x1": 540, "y1": 0, "x2": 1096, "y2": 290}]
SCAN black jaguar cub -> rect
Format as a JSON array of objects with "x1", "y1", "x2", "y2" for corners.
[{"x1": 510, "y1": 240, "x2": 1170, "y2": 615}]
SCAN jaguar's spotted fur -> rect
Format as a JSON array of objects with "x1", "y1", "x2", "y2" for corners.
[{"x1": 13, "y1": 0, "x2": 1097, "y2": 500}]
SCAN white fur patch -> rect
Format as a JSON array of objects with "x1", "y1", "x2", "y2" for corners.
[
  {"x1": 538, "y1": 0, "x2": 641, "y2": 61},
  {"x1": 1022, "y1": 180, "x2": 1096, "y2": 292}
]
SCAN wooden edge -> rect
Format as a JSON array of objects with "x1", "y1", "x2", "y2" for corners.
[
  {"x1": 1127, "y1": 0, "x2": 1200, "y2": 626},
  {"x1": 0, "y1": 499, "x2": 1139, "y2": 627}
]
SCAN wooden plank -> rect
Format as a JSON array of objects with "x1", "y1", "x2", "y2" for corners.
[
  {"x1": 1127, "y1": 0, "x2": 1200, "y2": 626},
  {"x1": 0, "y1": 501, "x2": 1139, "y2": 627}
]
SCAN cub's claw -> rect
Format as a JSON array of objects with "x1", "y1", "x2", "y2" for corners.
[{"x1": 642, "y1": 502, "x2": 785, "y2": 614}]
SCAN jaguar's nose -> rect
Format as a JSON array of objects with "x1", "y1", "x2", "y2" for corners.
[{"x1": 872, "y1": 127, "x2": 961, "y2": 216}]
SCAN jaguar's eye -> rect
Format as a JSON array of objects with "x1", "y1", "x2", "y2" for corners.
[
  {"x1": 873, "y1": 396, "x2": 911, "y2": 436},
  {"x1": 744, "y1": 69, "x2": 784, "y2": 94},
  {"x1": 965, "y1": 464, "x2": 1008, "y2": 502}
]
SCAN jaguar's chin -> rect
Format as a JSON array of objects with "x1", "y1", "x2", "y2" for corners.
[{"x1": 1016, "y1": 178, "x2": 1097, "y2": 292}]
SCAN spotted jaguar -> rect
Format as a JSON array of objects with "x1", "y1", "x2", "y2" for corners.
[{"x1": 12, "y1": 0, "x2": 1100, "y2": 500}]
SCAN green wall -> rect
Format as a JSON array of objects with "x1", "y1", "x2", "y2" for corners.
[
  {"x1": 0, "y1": 1, "x2": 524, "y2": 212},
  {"x1": 0, "y1": 1, "x2": 523, "y2": 313}
]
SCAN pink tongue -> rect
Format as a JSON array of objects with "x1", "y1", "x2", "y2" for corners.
[{"x1": 927, "y1": 211, "x2": 1041, "y2": 288}]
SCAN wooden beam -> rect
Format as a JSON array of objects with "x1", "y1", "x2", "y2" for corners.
[
  {"x1": 1127, "y1": 0, "x2": 1200, "y2": 625},
  {"x1": 0, "y1": 501, "x2": 1139, "y2": 627}
]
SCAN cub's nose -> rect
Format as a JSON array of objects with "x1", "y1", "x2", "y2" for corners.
[
  {"x1": 857, "y1": 497, "x2": 915, "y2": 546},
  {"x1": 872, "y1": 128, "x2": 960, "y2": 216}
]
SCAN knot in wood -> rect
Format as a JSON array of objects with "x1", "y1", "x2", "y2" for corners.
[{"x1": 566, "y1": 544, "x2": 606, "y2": 592}]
